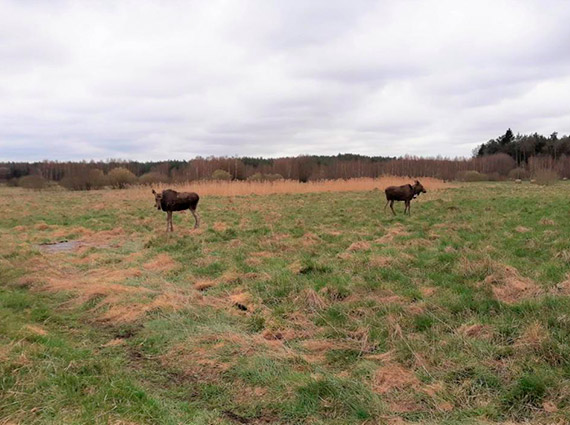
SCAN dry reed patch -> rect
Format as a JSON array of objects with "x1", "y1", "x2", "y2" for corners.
[
  {"x1": 373, "y1": 363, "x2": 421, "y2": 394},
  {"x1": 540, "y1": 218, "x2": 556, "y2": 226},
  {"x1": 515, "y1": 226, "x2": 531, "y2": 233},
  {"x1": 346, "y1": 241, "x2": 371, "y2": 252},
  {"x1": 143, "y1": 253, "x2": 178, "y2": 272},
  {"x1": 483, "y1": 264, "x2": 541, "y2": 304},
  {"x1": 132, "y1": 177, "x2": 450, "y2": 197}
]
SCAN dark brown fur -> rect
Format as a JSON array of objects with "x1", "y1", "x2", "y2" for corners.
[
  {"x1": 384, "y1": 180, "x2": 426, "y2": 215},
  {"x1": 152, "y1": 189, "x2": 200, "y2": 232}
]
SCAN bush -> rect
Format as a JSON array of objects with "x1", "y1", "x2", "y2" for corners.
[
  {"x1": 246, "y1": 173, "x2": 283, "y2": 182},
  {"x1": 247, "y1": 172, "x2": 264, "y2": 182},
  {"x1": 18, "y1": 175, "x2": 47, "y2": 190},
  {"x1": 108, "y1": 167, "x2": 137, "y2": 189},
  {"x1": 211, "y1": 169, "x2": 232, "y2": 181},
  {"x1": 508, "y1": 167, "x2": 530, "y2": 180},
  {"x1": 456, "y1": 170, "x2": 487, "y2": 182},
  {"x1": 486, "y1": 172, "x2": 504, "y2": 181},
  {"x1": 60, "y1": 169, "x2": 107, "y2": 190},
  {"x1": 532, "y1": 169, "x2": 559, "y2": 186},
  {"x1": 139, "y1": 172, "x2": 169, "y2": 185}
]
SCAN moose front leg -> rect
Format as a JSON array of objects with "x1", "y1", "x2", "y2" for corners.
[
  {"x1": 190, "y1": 208, "x2": 200, "y2": 229},
  {"x1": 166, "y1": 211, "x2": 173, "y2": 232}
]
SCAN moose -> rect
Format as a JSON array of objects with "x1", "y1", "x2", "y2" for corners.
[
  {"x1": 152, "y1": 189, "x2": 200, "y2": 232},
  {"x1": 384, "y1": 180, "x2": 426, "y2": 215}
]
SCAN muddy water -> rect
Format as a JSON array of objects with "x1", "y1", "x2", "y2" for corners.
[{"x1": 37, "y1": 240, "x2": 84, "y2": 253}]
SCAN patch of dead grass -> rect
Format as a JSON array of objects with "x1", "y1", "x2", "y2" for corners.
[
  {"x1": 372, "y1": 363, "x2": 421, "y2": 394},
  {"x1": 143, "y1": 253, "x2": 178, "y2": 272},
  {"x1": 346, "y1": 241, "x2": 371, "y2": 252},
  {"x1": 457, "y1": 323, "x2": 493, "y2": 339},
  {"x1": 515, "y1": 226, "x2": 531, "y2": 233},
  {"x1": 483, "y1": 263, "x2": 541, "y2": 304},
  {"x1": 375, "y1": 223, "x2": 409, "y2": 244}
]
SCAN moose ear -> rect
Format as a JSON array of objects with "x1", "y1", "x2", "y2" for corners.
[
  {"x1": 152, "y1": 189, "x2": 156, "y2": 194},
  {"x1": 415, "y1": 180, "x2": 420, "y2": 184}
]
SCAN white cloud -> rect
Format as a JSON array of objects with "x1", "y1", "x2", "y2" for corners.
[{"x1": 0, "y1": 0, "x2": 569, "y2": 161}]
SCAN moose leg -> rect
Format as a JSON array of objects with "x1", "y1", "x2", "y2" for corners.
[
  {"x1": 167, "y1": 211, "x2": 173, "y2": 232},
  {"x1": 405, "y1": 201, "x2": 410, "y2": 215},
  {"x1": 389, "y1": 200, "x2": 396, "y2": 215},
  {"x1": 384, "y1": 200, "x2": 389, "y2": 211},
  {"x1": 190, "y1": 208, "x2": 200, "y2": 229}
]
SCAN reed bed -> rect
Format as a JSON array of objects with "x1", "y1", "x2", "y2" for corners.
[{"x1": 129, "y1": 176, "x2": 451, "y2": 198}]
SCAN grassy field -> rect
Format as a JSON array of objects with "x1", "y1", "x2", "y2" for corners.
[{"x1": 1, "y1": 181, "x2": 569, "y2": 425}]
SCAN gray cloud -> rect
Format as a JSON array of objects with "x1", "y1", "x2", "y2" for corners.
[{"x1": 1, "y1": 0, "x2": 569, "y2": 161}]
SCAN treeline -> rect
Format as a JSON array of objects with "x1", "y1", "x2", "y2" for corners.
[
  {"x1": 1, "y1": 131, "x2": 569, "y2": 190},
  {"x1": 475, "y1": 129, "x2": 570, "y2": 164}
]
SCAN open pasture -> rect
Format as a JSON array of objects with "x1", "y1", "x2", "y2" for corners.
[{"x1": 1, "y1": 180, "x2": 569, "y2": 424}]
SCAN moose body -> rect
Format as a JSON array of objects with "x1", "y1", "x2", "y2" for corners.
[
  {"x1": 384, "y1": 180, "x2": 426, "y2": 215},
  {"x1": 152, "y1": 189, "x2": 200, "y2": 232}
]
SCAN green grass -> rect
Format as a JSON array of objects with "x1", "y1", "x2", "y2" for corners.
[{"x1": 1, "y1": 182, "x2": 569, "y2": 424}]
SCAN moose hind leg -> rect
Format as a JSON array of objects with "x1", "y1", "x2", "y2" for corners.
[{"x1": 190, "y1": 208, "x2": 200, "y2": 229}]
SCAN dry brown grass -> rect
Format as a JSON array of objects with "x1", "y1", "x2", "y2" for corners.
[
  {"x1": 483, "y1": 263, "x2": 541, "y2": 304},
  {"x1": 127, "y1": 176, "x2": 450, "y2": 198},
  {"x1": 142, "y1": 253, "x2": 178, "y2": 272},
  {"x1": 373, "y1": 363, "x2": 421, "y2": 394}
]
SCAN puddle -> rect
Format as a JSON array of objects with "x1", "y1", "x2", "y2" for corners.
[{"x1": 37, "y1": 240, "x2": 84, "y2": 253}]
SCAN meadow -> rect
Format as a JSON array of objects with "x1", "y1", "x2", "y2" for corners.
[{"x1": 0, "y1": 179, "x2": 569, "y2": 425}]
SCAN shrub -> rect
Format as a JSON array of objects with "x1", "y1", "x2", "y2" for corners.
[
  {"x1": 486, "y1": 172, "x2": 504, "y2": 181},
  {"x1": 18, "y1": 175, "x2": 47, "y2": 190},
  {"x1": 60, "y1": 169, "x2": 107, "y2": 190},
  {"x1": 508, "y1": 167, "x2": 530, "y2": 180},
  {"x1": 108, "y1": 167, "x2": 137, "y2": 189},
  {"x1": 211, "y1": 169, "x2": 232, "y2": 181},
  {"x1": 532, "y1": 169, "x2": 559, "y2": 186},
  {"x1": 247, "y1": 172, "x2": 264, "y2": 182},
  {"x1": 246, "y1": 173, "x2": 283, "y2": 182},
  {"x1": 456, "y1": 170, "x2": 487, "y2": 182},
  {"x1": 139, "y1": 172, "x2": 169, "y2": 185}
]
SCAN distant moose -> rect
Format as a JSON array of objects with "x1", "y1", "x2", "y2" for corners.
[
  {"x1": 384, "y1": 180, "x2": 427, "y2": 215},
  {"x1": 152, "y1": 189, "x2": 200, "y2": 232}
]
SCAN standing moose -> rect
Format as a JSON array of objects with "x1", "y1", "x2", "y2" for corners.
[
  {"x1": 384, "y1": 180, "x2": 426, "y2": 215},
  {"x1": 152, "y1": 189, "x2": 200, "y2": 232}
]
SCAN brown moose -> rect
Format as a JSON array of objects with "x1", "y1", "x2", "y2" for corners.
[
  {"x1": 384, "y1": 180, "x2": 426, "y2": 215},
  {"x1": 152, "y1": 189, "x2": 200, "y2": 232}
]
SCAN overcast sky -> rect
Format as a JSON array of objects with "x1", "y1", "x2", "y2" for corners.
[{"x1": 1, "y1": 0, "x2": 569, "y2": 161}]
